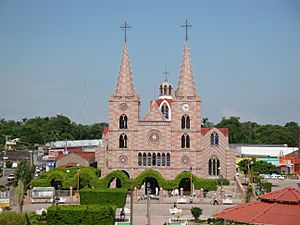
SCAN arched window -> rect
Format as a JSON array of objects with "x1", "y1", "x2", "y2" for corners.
[
  {"x1": 119, "y1": 133, "x2": 127, "y2": 148},
  {"x1": 138, "y1": 153, "x2": 142, "y2": 166},
  {"x1": 181, "y1": 114, "x2": 190, "y2": 129},
  {"x1": 181, "y1": 133, "x2": 190, "y2": 148},
  {"x1": 168, "y1": 85, "x2": 172, "y2": 95},
  {"x1": 157, "y1": 153, "x2": 161, "y2": 166},
  {"x1": 152, "y1": 153, "x2": 156, "y2": 166},
  {"x1": 162, "y1": 153, "x2": 166, "y2": 166},
  {"x1": 161, "y1": 103, "x2": 169, "y2": 119},
  {"x1": 186, "y1": 134, "x2": 190, "y2": 148},
  {"x1": 164, "y1": 85, "x2": 167, "y2": 95},
  {"x1": 167, "y1": 153, "x2": 170, "y2": 166},
  {"x1": 143, "y1": 153, "x2": 147, "y2": 166},
  {"x1": 208, "y1": 159, "x2": 212, "y2": 175},
  {"x1": 119, "y1": 114, "x2": 128, "y2": 129},
  {"x1": 208, "y1": 155, "x2": 220, "y2": 176},
  {"x1": 210, "y1": 132, "x2": 219, "y2": 145},
  {"x1": 159, "y1": 85, "x2": 163, "y2": 95},
  {"x1": 148, "y1": 153, "x2": 151, "y2": 166}
]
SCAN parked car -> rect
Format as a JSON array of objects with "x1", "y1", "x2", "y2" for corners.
[
  {"x1": 278, "y1": 175, "x2": 285, "y2": 180},
  {"x1": 7, "y1": 174, "x2": 15, "y2": 181}
]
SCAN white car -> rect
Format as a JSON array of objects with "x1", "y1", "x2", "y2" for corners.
[
  {"x1": 7, "y1": 174, "x2": 15, "y2": 181},
  {"x1": 278, "y1": 175, "x2": 285, "y2": 180}
]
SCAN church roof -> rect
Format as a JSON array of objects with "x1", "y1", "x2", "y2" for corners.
[
  {"x1": 201, "y1": 128, "x2": 229, "y2": 137},
  {"x1": 176, "y1": 41, "x2": 197, "y2": 96},
  {"x1": 115, "y1": 42, "x2": 137, "y2": 96},
  {"x1": 143, "y1": 100, "x2": 166, "y2": 121}
]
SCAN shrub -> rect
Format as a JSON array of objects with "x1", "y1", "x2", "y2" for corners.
[
  {"x1": 80, "y1": 188, "x2": 127, "y2": 208},
  {"x1": 0, "y1": 211, "x2": 26, "y2": 225},
  {"x1": 191, "y1": 207, "x2": 202, "y2": 221},
  {"x1": 5, "y1": 161, "x2": 13, "y2": 168},
  {"x1": 47, "y1": 205, "x2": 115, "y2": 225}
]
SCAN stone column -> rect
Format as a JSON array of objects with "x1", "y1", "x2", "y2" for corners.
[
  {"x1": 133, "y1": 187, "x2": 137, "y2": 203},
  {"x1": 159, "y1": 187, "x2": 163, "y2": 203},
  {"x1": 180, "y1": 187, "x2": 183, "y2": 198},
  {"x1": 199, "y1": 188, "x2": 204, "y2": 204},
  {"x1": 69, "y1": 187, "x2": 73, "y2": 204}
]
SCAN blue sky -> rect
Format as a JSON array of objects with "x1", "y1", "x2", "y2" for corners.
[{"x1": 0, "y1": 0, "x2": 299, "y2": 125}]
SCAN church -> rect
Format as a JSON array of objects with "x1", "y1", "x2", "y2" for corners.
[{"x1": 95, "y1": 25, "x2": 235, "y2": 190}]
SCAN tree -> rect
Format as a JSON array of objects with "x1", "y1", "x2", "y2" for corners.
[
  {"x1": 191, "y1": 207, "x2": 203, "y2": 222},
  {"x1": 14, "y1": 160, "x2": 35, "y2": 212}
]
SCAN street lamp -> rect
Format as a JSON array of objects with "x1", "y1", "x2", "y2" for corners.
[
  {"x1": 189, "y1": 166, "x2": 193, "y2": 203},
  {"x1": 218, "y1": 167, "x2": 223, "y2": 202}
]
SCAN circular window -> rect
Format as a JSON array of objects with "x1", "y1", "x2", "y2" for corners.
[
  {"x1": 119, "y1": 103, "x2": 128, "y2": 111},
  {"x1": 119, "y1": 155, "x2": 128, "y2": 165},
  {"x1": 148, "y1": 130, "x2": 161, "y2": 144},
  {"x1": 181, "y1": 155, "x2": 190, "y2": 165}
]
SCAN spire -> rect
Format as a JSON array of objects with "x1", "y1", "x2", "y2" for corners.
[
  {"x1": 176, "y1": 41, "x2": 197, "y2": 96},
  {"x1": 115, "y1": 42, "x2": 136, "y2": 96}
]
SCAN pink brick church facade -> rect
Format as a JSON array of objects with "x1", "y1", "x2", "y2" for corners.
[{"x1": 95, "y1": 39, "x2": 235, "y2": 182}]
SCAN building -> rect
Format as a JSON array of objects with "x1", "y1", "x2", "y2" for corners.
[
  {"x1": 232, "y1": 144, "x2": 299, "y2": 167},
  {"x1": 95, "y1": 34, "x2": 235, "y2": 191}
]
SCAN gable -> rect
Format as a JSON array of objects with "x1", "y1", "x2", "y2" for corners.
[{"x1": 143, "y1": 101, "x2": 166, "y2": 121}]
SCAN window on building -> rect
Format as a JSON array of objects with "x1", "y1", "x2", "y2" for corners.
[
  {"x1": 143, "y1": 153, "x2": 147, "y2": 166},
  {"x1": 138, "y1": 153, "x2": 142, "y2": 166},
  {"x1": 119, "y1": 114, "x2": 128, "y2": 129},
  {"x1": 161, "y1": 103, "x2": 169, "y2": 119},
  {"x1": 159, "y1": 85, "x2": 163, "y2": 95},
  {"x1": 119, "y1": 133, "x2": 128, "y2": 148},
  {"x1": 181, "y1": 114, "x2": 190, "y2": 129},
  {"x1": 208, "y1": 155, "x2": 220, "y2": 176},
  {"x1": 210, "y1": 132, "x2": 219, "y2": 145},
  {"x1": 167, "y1": 153, "x2": 170, "y2": 166},
  {"x1": 162, "y1": 153, "x2": 166, "y2": 166},
  {"x1": 168, "y1": 86, "x2": 172, "y2": 95},
  {"x1": 164, "y1": 85, "x2": 167, "y2": 95},
  {"x1": 181, "y1": 133, "x2": 190, "y2": 148},
  {"x1": 152, "y1": 153, "x2": 156, "y2": 166},
  {"x1": 147, "y1": 153, "x2": 151, "y2": 166},
  {"x1": 157, "y1": 153, "x2": 161, "y2": 166}
]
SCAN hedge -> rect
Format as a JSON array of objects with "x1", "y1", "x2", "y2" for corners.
[
  {"x1": 98, "y1": 170, "x2": 130, "y2": 189},
  {"x1": 80, "y1": 188, "x2": 127, "y2": 208},
  {"x1": 32, "y1": 167, "x2": 220, "y2": 191},
  {"x1": 32, "y1": 167, "x2": 101, "y2": 189},
  {"x1": 47, "y1": 205, "x2": 115, "y2": 225},
  {"x1": 0, "y1": 211, "x2": 26, "y2": 225}
]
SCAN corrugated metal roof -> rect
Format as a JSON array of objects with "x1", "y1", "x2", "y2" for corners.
[{"x1": 46, "y1": 139, "x2": 102, "y2": 148}]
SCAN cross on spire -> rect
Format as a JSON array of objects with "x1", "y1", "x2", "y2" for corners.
[
  {"x1": 120, "y1": 21, "x2": 131, "y2": 42},
  {"x1": 163, "y1": 64, "x2": 169, "y2": 82},
  {"x1": 181, "y1": 19, "x2": 192, "y2": 41}
]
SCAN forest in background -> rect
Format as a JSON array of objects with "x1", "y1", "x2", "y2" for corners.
[{"x1": 0, "y1": 115, "x2": 299, "y2": 149}]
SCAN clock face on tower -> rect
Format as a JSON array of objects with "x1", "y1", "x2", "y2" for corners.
[{"x1": 182, "y1": 103, "x2": 190, "y2": 112}]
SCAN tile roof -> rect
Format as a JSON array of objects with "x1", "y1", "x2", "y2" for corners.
[{"x1": 214, "y1": 187, "x2": 300, "y2": 225}]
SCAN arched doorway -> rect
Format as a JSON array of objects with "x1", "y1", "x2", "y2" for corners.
[
  {"x1": 179, "y1": 178, "x2": 191, "y2": 195},
  {"x1": 109, "y1": 178, "x2": 122, "y2": 188},
  {"x1": 122, "y1": 170, "x2": 130, "y2": 178},
  {"x1": 144, "y1": 177, "x2": 159, "y2": 195}
]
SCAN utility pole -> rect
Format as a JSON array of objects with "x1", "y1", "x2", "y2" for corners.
[{"x1": 3, "y1": 135, "x2": 10, "y2": 176}]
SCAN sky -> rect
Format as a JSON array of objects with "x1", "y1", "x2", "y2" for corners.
[{"x1": 0, "y1": 0, "x2": 299, "y2": 125}]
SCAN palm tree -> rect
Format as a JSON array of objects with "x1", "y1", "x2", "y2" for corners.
[{"x1": 14, "y1": 160, "x2": 35, "y2": 212}]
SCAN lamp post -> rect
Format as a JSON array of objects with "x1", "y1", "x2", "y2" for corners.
[
  {"x1": 248, "y1": 161, "x2": 254, "y2": 194},
  {"x1": 218, "y1": 167, "x2": 223, "y2": 203},
  {"x1": 189, "y1": 166, "x2": 193, "y2": 203},
  {"x1": 76, "y1": 164, "x2": 80, "y2": 204}
]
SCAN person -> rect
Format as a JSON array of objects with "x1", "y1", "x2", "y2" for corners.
[
  {"x1": 155, "y1": 186, "x2": 159, "y2": 196},
  {"x1": 212, "y1": 193, "x2": 219, "y2": 205},
  {"x1": 120, "y1": 208, "x2": 125, "y2": 221},
  {"x1": 173, "y1": 201, "x2": 177, "y2": 209}
]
